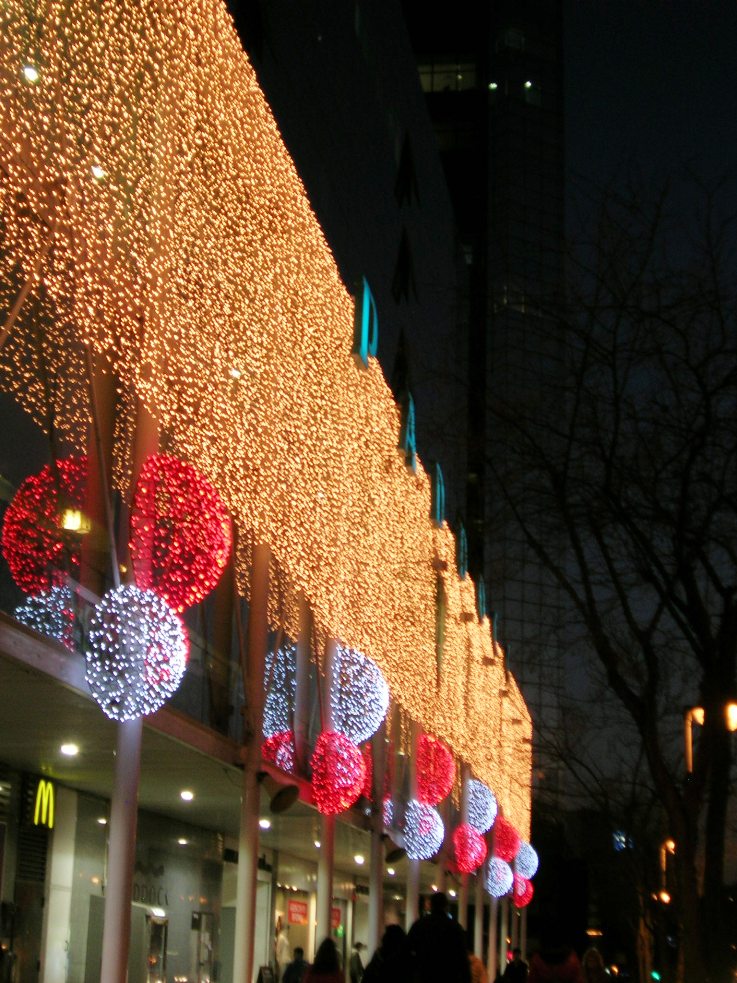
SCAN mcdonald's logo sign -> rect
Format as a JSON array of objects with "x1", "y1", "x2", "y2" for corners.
[{"x1": 33, "y1": 779, "x2": 55, "y2": 829}]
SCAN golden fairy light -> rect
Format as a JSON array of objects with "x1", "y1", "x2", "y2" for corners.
[{"x1": 0, "y1": 0, "x2": 531, "y2": 833}]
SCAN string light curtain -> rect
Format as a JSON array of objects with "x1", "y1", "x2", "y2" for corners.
[{"x1": 0, "y1": 0, "x2": 531, "y2": 833}]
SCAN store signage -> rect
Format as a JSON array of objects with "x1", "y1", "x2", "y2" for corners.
[
  {"x1": 33, "y1": 778, "x2": 55, "y2": 829},
  {"x1": 287, "y1": 900, "x2": 308, "y2": 925},
  {"x1": 352, "y1": 277, "x2": 378, "y2": 368},
  {"x1": 331, "y1": 906, "x2": 341, "y2": 930}
]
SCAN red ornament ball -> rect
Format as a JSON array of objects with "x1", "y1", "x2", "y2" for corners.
[
  {"x1": 494, "y1": 816, "x2": 521, "y2": 862},
  {"x1": 513, "y1": 873, "x2": 534, "y2": 908},
  {"x1": 129, "y1": 454, "x2": 232, "y2": 612},
  {"x1": 311, "y1": 731, "x2": 366, "y2": 815},
  {"x1": 453, "y1": 822, "x2": 488, "y2": 873},
  {"x1": 416, "y1": 734, "x2": 455, "y2": 805},
  {"x1": 262, "y1": 730, "x2": 296, "y2": 774},
  {"x1": 1, "y1": 456, "x2": 87, "y2": 595}
]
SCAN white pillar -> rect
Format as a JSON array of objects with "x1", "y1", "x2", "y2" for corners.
[
  {"x1": 498, "y1": 898, "x2": 509, "y2": 970},
  {"x1": 100, "y1": 717, "x2": 143, "y2": 983},
  {"x1": 316, "y1": 638, "x2": 338, "y2": 943},
  {"x1": 40, "y1": 786, "x2": 77, "y2": 983},
  {"x1": 233, "y1": 542, "x2": 270, "y2": 983},
  {"x1": 406, "y1": 860, "x2": 420, "y2": 931},
  {"x1": 368, "y1": 721, "x2": 387, "y2": 954},
  {"x1": 487, "y1": 897, "x2": 498, "y2": 981},
  {"x1": 474, "y1": 871, "x2": 484, "y2": 958}
]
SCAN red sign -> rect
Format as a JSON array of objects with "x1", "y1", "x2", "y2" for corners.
[
  {"x1": 331, "y1": 906, "x2": 341, "y2": 930},
  {"x1": 288, "y1": 900, "x2": 308, "y2": 925}
]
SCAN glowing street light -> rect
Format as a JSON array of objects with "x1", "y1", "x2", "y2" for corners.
[{"x1": 684, "y1": 704, "x2": 737, "y2": 773}]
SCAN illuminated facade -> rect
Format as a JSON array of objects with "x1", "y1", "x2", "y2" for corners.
[{"x1": 0, "y1": 0, "x2": 532, "y2": 979}]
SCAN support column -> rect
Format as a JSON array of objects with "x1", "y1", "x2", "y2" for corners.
[
  {"x1": 498, "y1": 898, "x2": 509, "y2": 971},
  {"x1": 458, "y1": 765, "x2": 471, "y2": 928},
  {"x1": 99, "y1": 392, "x2": 157, "y2": 983},
  {"x1": 233, "y1": 542, "x2": 271, "y2": 983},
  {"x1": 316, "y1": 637, "x2": 338, "y2": 943},
  {"x1": 405, "y1": 720, "x2": 421, "y2": 930},
  {"x1": 474, "y1": 871, "x2": 484, "y2": 957},
  {"x1": 294, "y1": 595, "x2": 312, "y2": 775},
  {"x1": 368, "y1": 720, "x2": 387, "y2": 954},
  {"x1": 487, "y1": 898, "x2": 498, "y2": 982},
  {"x1": 520, "y1": 906, "x2": 528, "y2": 959}
]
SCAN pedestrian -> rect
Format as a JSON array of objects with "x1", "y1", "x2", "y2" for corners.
[
  {"x1": 468, "y1": 939, "x2": 489, "y2": 983},
  {"x1": 276, "y1": 923, "x2": 292, "y2": 982},
  {"x1": 528, "y1": 935, "x2": 583, "y2": 983},
  {"x1": 362, "y1": 924, "x2": 412, "y2": 983},
  {"x1": 283, "y1": 947, "x2": 310, "y2": 983},
  {"x1": 581, "y1": 948, "x2": 607, "y2": 983},
  {"x1": 303, "y1": 938, "x2": 344, "y2": 983},
  {"x1": 407, "y1": 891, "x2": 472, "y2": 983},
  {"x1": 502, "y1": 947, "x2": 528, "y2": 982},
  {"x1": 349, "y1": 941, "x2": 365, "y2": 983}
]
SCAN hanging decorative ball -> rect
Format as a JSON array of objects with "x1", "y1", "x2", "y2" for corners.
[
  {"x1": 329, "y1": 645, "x2": 389, "y2": 744},
  {"x1": 382, "y1": 796, "x2": 395, "y2": 830},
  {"x1": 485, "y1": 857, "x2": 513, "y2": 898},
  {"x1": 453, "y1": 822, "x2": 488, "y2": 873},
  {"x1": 310, "y1": 731, "x2": 366, "y2": 815},
  {"x1": 262, "y1": 730, "x2": 296, "y2": 774},
  {"x1": 85, "y1": 584, "x2": 189, "y2": 720},
  {"x1": 14, "y1": 585, "x2": 77, "y2": 650},
  {"x1": 403, "y1": 799, "x2": 444, "y2": 860},
  {"x1": 263, "y1": 642, "x2": 297, "y2": 738},
  {"x1": 467, "y1": 779, "x2": 498, "y2": 834},
  {"x1": 1, "y1": 456, "x2": 87, "y2": 595},
  {"x1": 129, "y1": 453, "x2": 232, "y2": 612},
  {"x1": 513, "y1": 873, "x2": 534, "y2": 908},
  {"x1": 416, "y1": 734, "x2": 455, "y2": 805},
  {"x1": 493, "y1": 816, "x2": 521, "y2": 862},
  {"x1": 515, "y1": 841, "x2": 539, "y2": 879},
  {"x1": 361, "y1": 743, "x2": 373, "y2": 799}
]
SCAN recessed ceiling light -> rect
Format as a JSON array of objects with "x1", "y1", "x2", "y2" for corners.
[
  {"x1": 488, "y1": 81, "x2": 498, "y2": 91},
  {"x1": 177, "y1": 837, "x2": 188, "y2": 845},
  {"x1": 431, "y1": 884, "x2": 438, "y2": 892},
  {"x1": 60, "y1": 743, "x2": 79, "y2": 757},
  {"x1": 524, "y1": 80, "x2": 533, "y2": 89},
  {"x1": 180, "y1": 789, "x2": 194, "y2": 802},
  {"x1": 448, "y1": 889, "x2": 457, "y2": 898},
  {"x1": 387, "y1": 867, "x2": 395, "y2": 876},
  {"x1": 314, "y1": 840, "x2": 321, "y2": 849},
  {"x1": 150, "y1": 906, "x2": 166, "y2": 918},
  {"x1": 97, "y1": 817, "x2": 108, "y2": 826},
  {"x1": 354, "y1": 853, "x2": 365, "y2": 865},
  {"x1": 259, "y1": 818, "x2": 272, "y2": 830}
]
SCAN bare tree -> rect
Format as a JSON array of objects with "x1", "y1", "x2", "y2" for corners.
[{"x1": 490, "y1": 176, "x2": 737, "y2": 983}]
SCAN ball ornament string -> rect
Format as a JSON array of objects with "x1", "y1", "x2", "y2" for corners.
[
  {"x1": 262, "y1": 730, "x2": 296, "y2": 774},
  {"x1": 403, "y1": 799, "x2": 444, "y2": 860},
  {"x1": 513, "y1": 873, "x2": 534, "y2": 908},
  {"x1": 85, "y1": 584, "x2": 189, "y2": 720},
  {"x1": 493, "y1": 816, "x2": 521, "y2": 862},
  {"x1": 453, "y1": 822, "x2": 487, "y2": 873},
  {"x1": 382, "y1": 796, "x2": 395, "y2": 830},
  {"x1": 129, "y1": 454, "x2": 232, "y2": 612},
  {"x1": 515, "y1": 841, "x2": 539, "y2": 879},
  {"x1": 467, "y1": 779, "x2": 497, "y2": 834},
  {"x1": 14, "y1": 585, "x2": 76, "y2": 650},
  {"x1": 1, "y1": 456, "x2": 87, "y2": 594},
  {"x1": 484, "y1": 857, "x2": 513, "y2": 898},
  {"x1": 416, "y1": 734, "x2": 454, "y2": 805},
  {"x1": 263, "y1": 642, "x2": 297, "y2": 738},
  {"x1": 329, "y1": 645, "x2": 389, "y2": 744},
  {"x1": 310, "y1": 730, "x2": 366, "y2": 815}
]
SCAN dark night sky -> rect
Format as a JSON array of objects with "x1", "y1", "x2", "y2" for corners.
[{"x1": 565, "y1": 0, "x2": 737, "y2": 192}]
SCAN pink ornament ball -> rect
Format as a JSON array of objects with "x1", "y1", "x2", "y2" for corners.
[{"x1": 310, "y1": 731, "x2": 366, "y2": 815}]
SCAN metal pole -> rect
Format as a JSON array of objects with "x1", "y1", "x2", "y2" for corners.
[
  {"x1": 487, "y1": 897, "x2": 498, "y2": 981},
  {"x1": 474, "y1": 871, "x2": 484, "y2": 958},
  {"x1": 498, "y1": 898, "x2": 509, "y2": 971},
  {"x1": 317, "y1": 638, "x2": 338, "y2": 943},
  {"x1": 458, "y1": 765, "x2": 471, "y2": 928},
  {"x1": 368, "y1": 720, "x2": 387, "y2": 955},
  {"x1": 233, "y1": 542, "x2": 271, "y2": 983}
]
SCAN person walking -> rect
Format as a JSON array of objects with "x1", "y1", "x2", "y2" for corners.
[
  {"x1": 407, "y1": 892, "x2": 471, "y2": 983},
  {"x1": 362, "y1": 925, "x2": 412, "y2": 983},
  {"x1": 283, "y1": 948, "x2": 310, "y2": 983},
  {"x1": 349, "y1": 942, "x2": 365, "y2": 983},
  {"x1": 303, "y1": 938, "x2": 344, "y2": 983},
  {"x1": 581, "y1": 948, "x2": 607, "y2": 983},
  {"x1": 502, "y1": 947, "x2": 528, "y2": 982}
]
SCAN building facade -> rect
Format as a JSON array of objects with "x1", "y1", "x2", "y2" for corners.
[{"x1": 0, "y1": 1, "x2": 532, "y2": 981}]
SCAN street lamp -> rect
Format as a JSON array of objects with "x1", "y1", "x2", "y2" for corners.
[{"x1": 684, "y1": 704, "x2": 737, "y2": 773}]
